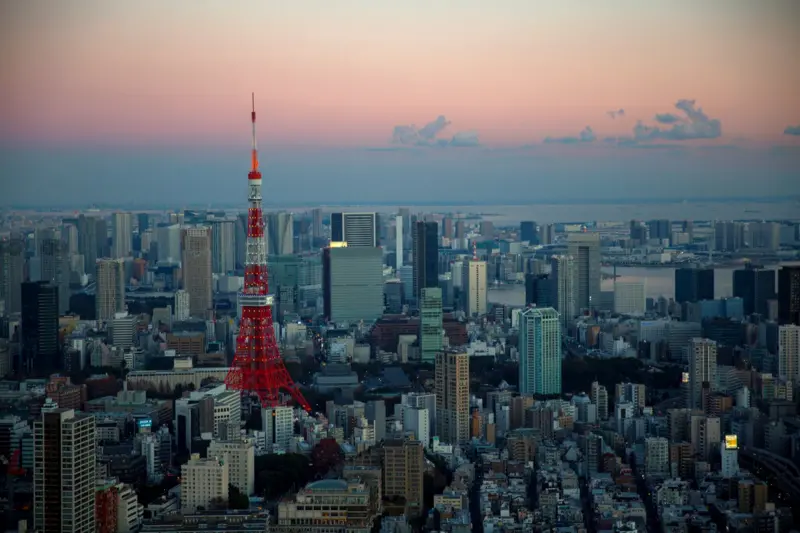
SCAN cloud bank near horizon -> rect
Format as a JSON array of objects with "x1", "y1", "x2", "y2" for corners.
[{"x1": 391, "y1": 115, "x2": 481, "y2": 148}]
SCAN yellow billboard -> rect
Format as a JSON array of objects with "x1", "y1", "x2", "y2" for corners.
[{"x1": 724, "y1": 435, "x2": 738, "y2": 450}]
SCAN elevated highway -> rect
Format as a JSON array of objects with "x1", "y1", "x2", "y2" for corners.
[{"x1": 738, "y1": 446, "x2": 800, "y2": 499}]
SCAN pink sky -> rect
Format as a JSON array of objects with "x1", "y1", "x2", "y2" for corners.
[{"x1": 2, "y1": 0, "x2": 799, "y2": 147}]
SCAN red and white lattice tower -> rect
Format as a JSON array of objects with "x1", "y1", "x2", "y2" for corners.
[{"x1": 225, "y1": 94, "x2": 311, "y2": 412}]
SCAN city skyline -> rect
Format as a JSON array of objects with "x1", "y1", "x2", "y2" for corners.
[{"x1": 2, "y1": 1, "x2": 799, "y2": 205}]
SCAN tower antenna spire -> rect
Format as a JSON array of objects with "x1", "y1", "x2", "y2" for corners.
[
  {"x1": 472, "y1": 240, "x2": 478, "y2": 260},
  {"x1": 226, "y1": 93, "x2": 311, "y2": 413},
  {"x1": 250, "y1": 92, "x2": 259, "y2": 173}
]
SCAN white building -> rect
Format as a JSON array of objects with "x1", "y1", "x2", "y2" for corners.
[
  {"x1": 720, "y1": 436, "x2": 739, "y2": 478},
  {"x1": 174, "y1": 289, "x2": 191, "y2": 322},
  {"x1": 263, "y1": 406, "x2": 294, "y2": 452},
  {"x1": 111, "y1": 212, "x2": 133, "y2": 259},
  {"x1": 181, "y1": 454, "x2": 228, "y2": 513},
  {"x1": 116, "y1": 481, "x2": 143, "y2": 533},
  {"x1": 208, "y1": 438, "x2": 255, "y2": 496},
  {"x1": 402, "y1": 406, "x2": 430, "y2": 448},
  {"x1": 614, "y1": 281, "x2": 646, "y2": 315},
  {"x1": 644, "y1": 437, "x2": 669, "y2": 477}
]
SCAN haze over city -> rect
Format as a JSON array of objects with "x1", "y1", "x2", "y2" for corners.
[{"x1": 2, "y1": 0, "x2": 800, "y2": 206}]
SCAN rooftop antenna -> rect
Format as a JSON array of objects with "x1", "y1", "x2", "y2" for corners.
[{"x1": 472, "y1": 240, "x2": 478, "y2": 261}]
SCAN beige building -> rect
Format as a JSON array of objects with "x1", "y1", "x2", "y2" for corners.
[
  {"x1": 208, "y1": 438, "x2": 255, "y2": 496},
  {"x1": 688, "y1": 338, "x2": 718, "y2": 409},
  {"x1": 181, "y1": 227, "x2": 212, "y2": 318},
  {"x1": 180, "y1": 454, "x2": 229, "y2": 513},
  {"x1": 34, "y1": 408, "x2": 97, "y2": 532},
  {"x1": 96, "y1": 258, "x2": 126, "y2": 322},
  {"x1": 467, "y1": 259, "x2": 487, "y2": 316},
  {"x1": 275, "y1": 478, "x2": 380, "y2": 532},
  {"x1": 436, "y1": 351, "x2": 470, "y2": 444}
]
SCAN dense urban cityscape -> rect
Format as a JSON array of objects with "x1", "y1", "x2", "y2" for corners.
[
  {"x1": 3, "y1": 1, "x2": 800, "y2": 533},
  {"x1": 1, "y1": 130, "x2": 800, "y2": 533}
]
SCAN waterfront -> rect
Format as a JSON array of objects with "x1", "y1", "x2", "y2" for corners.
[{"x1": 487, "y1": 264, "x2": 786, "y2": 307}]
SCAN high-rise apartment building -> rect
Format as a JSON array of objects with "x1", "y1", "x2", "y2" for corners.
[
  {"x1": 266, "y1": 212, "x2": 294, "y2": 256},
  {"x1": 34, "y1": 408, "x2": 96, "y2": 533},
  {"x1": 567, "y1": 233, "x2": 601, "y2": 312},
  {"x1": 262, "y1": 406, "x2": 294, "y2": 452},
  {"x1": 518, "y1": 307, "x2": 562, "y2": 396},
  {"x1": 207, "y1": 437, "x2": 255, "y2": 496},
  {"x1": 419, "y1": 287, "x2": 443, "y2": 364},
  {"x1": 21, "y1": 282, "x2": 59, "y2": 375},
  {"x1": 180, "y1": 454, "x2": 229, "y2": 513},
  {"x1": 647, "y1": 219, "x2": 671, "y2": 241},
  {"x1": 688, "y1": 338, "x2": 718, "y2": 409},
  {"x1": 614, "y1": 281, "x2": 646, "y2": 315},
  {"x1": 591, "y1": 381, "x2": 609, "y2": 420},
  {"x1": 111, "y1": 212, "x2": 133, "y2": 259},
  {"x1": 0, "y1": 237, "x2": 25, "y2": 314},
  {"x1": 209, "y1": 218, "x2": 237, "y2": 274},
  {"x1": 550, "y1": 255, "x2": 576, "y2": 329},
  {"x1": 395, "y1": 215, "x2": 404, "y2": 268},
  {"x1": 182, "y1": 227, "x2": 212, "y2": 318},
  {"x1": 675, "y1": 267, "x2": 715, "y2": 304},
  {"x1": 95, "y1": 258, "x2": 126, "y2": 322},
  {"x1": 402, "y1": 406, "x2": 430, "y2": 448},
  {"x1": 778, "y1": 265, "x2": 800, "y2": 325},
  {"x1": 412, "y1": 221, "x2": 439, "y2": 302},
  {"x1": 435, "y1": 351, "x2": 469, "y2": 444},
  {"x1": 331, "y1": 212, "x2": 379, "y2": 248},
  {"x1": 156, "y1": 223, "x2": 181, "y2": 262},
  {"x1": 715, "y1": 221, "x2": 745, "y2": 252},
  {"x1": 174, "y1": 289, "x2": 190, "y2": 321},
  {"x1": 467, "y1": 258, "x2": 487, "y2": 317},
  {"x1": 322, "y1": 246, "x2": 384, "y2": 324},
  {"x1": 644, "y1": 436, "x2": 670, "y2": 477},
  {"x1": 778, "y1": 325, "x2": 800, "y2": 382},
  {"x1": 77, "y1": 215, "x2": 99, "y2": 267}
]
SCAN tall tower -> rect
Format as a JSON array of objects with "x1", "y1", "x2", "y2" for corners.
[{"x1": 225, "y1": 95, "x2": 311, "y2": 412}]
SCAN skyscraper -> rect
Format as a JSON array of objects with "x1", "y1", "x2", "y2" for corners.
[
  {"x1": 77, "y1": 215, "x2": 98, "y2": 268},
  {"x1": 778, "y1": 325, "x2": 800, "y2": 383},
  {"x1": 614, "y1": 281, "x2": 646, "y2": 315},
  {"x1": 688, "y1": 338, "x2": 718, "y2": 409},
  {"x1": 0, "y1": 238, "x2": 25, "y2": 314},
  {"x1": 95, "y1": 258, "x2": 126, "y2": 322},
  {"x1": 21, "y1": 282, "x2": 59, "y2": 375},
  {"x1": 182, "y1": 227, "x2": 213, "y2": 318},
  {"x1": 111, "y1": 212, "x2": 133, "y2": 259},
  {"x1": 733, "y1": 264, "x2": 776, "y2": 316},
  {"x1": 210, "y1": 218, "x2": 237, "y2": 274},
  {"x1": 395, "y1": 215, "x2": 404, "y2": 268},
  {"x1": 520, "y1": 221, "x2": 537, "y2": 243},
  {"x1": 518, "y1": 307, "x2": 562, "y2": 396},
  {"x1": 419, "y1": 287, "x2": 443, "y2": 363},
  {"x1": 647, "y1": 219, "x2": 671, "y2": 241},
  {"x1": 567, "y1": 233, "x2": 601, "y2": 312},
  {"x1": 467, "y1": 258, "x2": 487, "y2": 317},
  {"x1": 550, "y1": 255, "x2": 576, "y2": 329},
  {"x1": 266, "y1": 212, "x2": 294, "y2": 256},
  {"x1": 322, "y1": 246, "x2": 384, "y2": 323},
  {"x1": 34, "y1": 408, "x2": 96, "y2": 532},
  {"x1": 331, "y1": 212, "x2": 379, "y2": 247},
  {"x1": 675, "y1": 267, "x2": 715, "y2": 304},
  {"x1": 524, "y1": 273, "x2": 552, "y2": 307},
  {"x1": 412, "y1": 221, "x2": 438, "y2": 302},
  {"x1": 39, "y1": 235, "x2": 70, "y2": 314},
  {"x1": 435, "y1": 351, "x2": 469, "y2": 444},
  {"x1": 778, "y1": 265, "x2": 800, "y2": 325}
]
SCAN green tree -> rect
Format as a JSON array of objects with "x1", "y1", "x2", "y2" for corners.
[{"x1": 228, "y1": 484, "x2": 250, "y2": 509}]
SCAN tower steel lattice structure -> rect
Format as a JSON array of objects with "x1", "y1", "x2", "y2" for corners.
[{"x1": 225, "y1": 94, "x2": 311, "y2": 412}]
